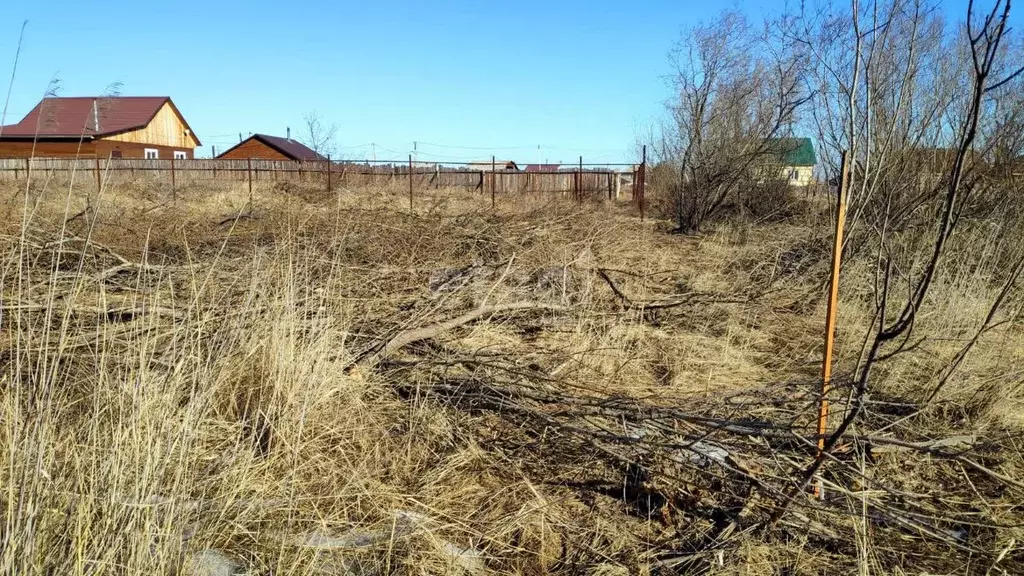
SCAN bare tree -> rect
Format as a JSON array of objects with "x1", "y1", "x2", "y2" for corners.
[
  {"x1": 774, "y1": 0, "x2": 1024, "y2": 513},
  {"x1": 660, "y1": 11, "x2": 810, "y2": 233},
  {"x1": 300, "y1": 109, "x2": 338, "y2": 158},
  {"x1": 787, "y1": 0, "x2": 967, "y2": 245}
]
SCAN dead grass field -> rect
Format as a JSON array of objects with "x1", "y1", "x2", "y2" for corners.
[{"x1": 0, "y1": 176, "x2": 1021, "y2": 575}]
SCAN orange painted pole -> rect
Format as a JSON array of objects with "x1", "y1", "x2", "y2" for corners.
[{"x1": 815, "y1": 149, "x2": 850, "y2": 499}]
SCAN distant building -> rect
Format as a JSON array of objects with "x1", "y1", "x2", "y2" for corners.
[
  {"x1": 0, "y1": 96, "x2": 200, "y2": 159},
  {"x1": 216, "y1": 133, "x2": 326, "y2": 161},
  {"x1": 467, "y1": 160, "x2": 519, "y2": 171},
  {"x1": 525, "y1": 164, "x2": 561, "y2": 172},
  {"x1": 764, "y1": 138, "x2": 816, "y2": 186}
]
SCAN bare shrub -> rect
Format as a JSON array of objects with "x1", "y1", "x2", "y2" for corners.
[{"x1": 654, "y1": 10, "x2": 809, "y2": 233}]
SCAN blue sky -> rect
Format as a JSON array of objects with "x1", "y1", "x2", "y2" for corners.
[{"x1": 0, "y1": 0, "x2": 1010, "y2": 162}]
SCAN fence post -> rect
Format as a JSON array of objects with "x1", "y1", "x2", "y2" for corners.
[
  {"x1": 491, "y1": 155, "x2": 496, "y2": 209},
  {"x1": 408, "y1": 154, "x2": 414, "y2": 211},
  {"x1": 25, "y1": 158, "x2": 30, "y2": 181},
  {"x1": 435, "y1": 163, "x2": 440, "y2": 189},
  {"x1": 170, "y1": 155, "x2": 176, "y2": 201},
  {"x1": 327, "y1": 155, "x2": 332, "y2": 193},
  {"x1": 94, "y1": 157, "x2": 102, "y2": 191},
  {"x1": 639, "y1": 145, "x2": 647, "y2": 221},
  {"x1": 814, "y1": 149, "x2": 850, "y2": 500},
  {"x1": 579, "y1": 156, "x2": 584, "y2": 203},
  {"x1": 247, "y1": 157, "x2": 253, "y2": 202}
]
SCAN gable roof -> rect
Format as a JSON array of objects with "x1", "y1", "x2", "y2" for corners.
[
  {"x1": 0, "y1": 97, "x2": 200, "y2": 145},
  {"x1": 765, "y1": 138, "x2": 816, "y2": 166},
  {"x1": 216, "y1": 134, "x2": 327, "y2": 161}
]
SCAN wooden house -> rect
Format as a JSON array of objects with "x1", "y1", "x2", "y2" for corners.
[
  {"x1": 216, "y1": 133, "x2": 326, "y2": 161},
  {"x1": 0, "y1": 96, "x2": 200, "y2": 159},
  {"x1": 765, "y1": 138, "x2": 816, "y2": 186}
]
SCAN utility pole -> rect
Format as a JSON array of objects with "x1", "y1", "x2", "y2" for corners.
[
  {"x1": 371, "y1": 143, "x2": 376, "y2": 163},
  {"x1": 413, "y1": 141, "x2": 418, "y2": 163}
]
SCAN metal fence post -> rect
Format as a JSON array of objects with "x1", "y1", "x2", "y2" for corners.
[
  {"x1": 327, "y1": 155, "x2": 332, "y2": 193},
  {"x1": 491, "y1": 155, "x2": 496, "y2": 209},
  {"x1": 409, "y1": 154, "x2": 414, "y2": 211},
  {"x1": 95, "y1": 157, "x2": 102, "y2": 191},
  {"x1": 578, "y1": 156, "x2": 583, "y2": 203},
  {"x1": 247, "y1": 157, "x2": 253, "y2": 202},
  {"x1": 815, "y1": 149, "x2": 850, "y2": 500},
  {"x1": 170, "y1": 155, "x2": 176, "y2": 201},
  {"x1": 639, "y1": 145, "x2": 647, "y2": 221}
]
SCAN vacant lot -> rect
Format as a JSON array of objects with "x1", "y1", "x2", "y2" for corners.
[{"x1": 0, "y1": 178, "x2": 1021, "y2": 574}]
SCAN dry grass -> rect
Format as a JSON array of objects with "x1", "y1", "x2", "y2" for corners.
[{"x1": 0, "y1": 176, "x2": 1021, "y2": 575}]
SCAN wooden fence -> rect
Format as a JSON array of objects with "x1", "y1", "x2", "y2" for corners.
[{"x1": 0, "y1": 158, "x2": 637, "y2": 197}]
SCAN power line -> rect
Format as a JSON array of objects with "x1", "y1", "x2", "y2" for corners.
[{"x1": 416, "y1": 141, "x2": 538, "y2": 151}]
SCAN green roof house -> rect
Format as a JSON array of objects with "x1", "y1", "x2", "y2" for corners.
[{"x1": 765, "y1": 138, "x2": 816, "y2": 186}]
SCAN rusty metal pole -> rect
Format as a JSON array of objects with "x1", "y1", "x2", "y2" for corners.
[
  {"x1": 491, "y1": 155, "x2": 496, "y2": 209},
  {"x1": 170, "y1": 154, "x2": 176, "y2": 201},
  {"x1": 247, "y1": 157, "x2": 253, "y2": 202},
  {"x1": 408, "y1": 154, "x2": 414, "y2": 211},
  {"x1": 639, "y1": 145, "x2": 647, "y2": 221},
  {"x1": 327, "y1": 155, "x2": 332, "y2": 193},
  {"x1": 815, "y1": 150, "x2": 850, "y2": 500},
  {"x1": 95, "y1": 157, "x2": 102, "y2": 191}
]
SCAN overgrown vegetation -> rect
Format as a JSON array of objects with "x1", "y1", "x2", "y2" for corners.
[
  {"x1": 0, "y1": 169, "x2": 1020, "y2": 574},
  {"x1": 1, "y1": 0, "x2": 1022, "y2": 574}
]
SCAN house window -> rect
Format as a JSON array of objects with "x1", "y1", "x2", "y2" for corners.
[
  {"x1": 788, "y1": 168, "x2": 799, "y2": 181},
  {"x1": 173, "y1": 151, "x2": 187, "y2": 160},
  {"x1": 144, "y1": 148, "x2": 159, "y2": 159},
  {"x1": 110, "y1": 150, "x2": 122, "y2": 159}
]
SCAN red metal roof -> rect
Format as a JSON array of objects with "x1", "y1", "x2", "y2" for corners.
[
  {"x1": 256, "y1": 134, "x2": 327, "y2": 161},
  {"x1": 0, "y1": 97, "x2": 199, "y2": 144},
  {"x1": 215, "y1": 134, "x2": 327, "y2": 161}
]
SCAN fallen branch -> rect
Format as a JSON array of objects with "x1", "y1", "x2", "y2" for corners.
[
  {"x1": 597, "y1": 268, "x2": 633, "y2": 307},
  {"x1": 357, "y1": 301, "x2": 569, "y2": 368}
]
